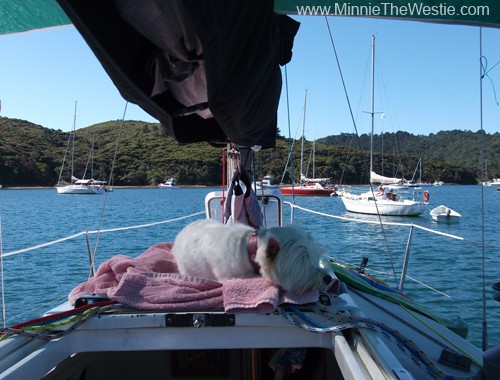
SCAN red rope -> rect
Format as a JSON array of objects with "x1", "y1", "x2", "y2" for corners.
[{"x1": 4, "y1": 301, "x2": 114, "y2": 331}]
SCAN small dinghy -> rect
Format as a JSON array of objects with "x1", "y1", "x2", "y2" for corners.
[{"x1": 430, "y1": 205, "x2": 462, "y2": 223}]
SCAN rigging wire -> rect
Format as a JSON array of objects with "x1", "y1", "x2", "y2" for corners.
[
  {"x1": 70, "y1": 101, "x2": 77, "y2": 183},
  {"x1": 280, "y1": 104, "x2": 303, "y2": 185},
  {"x1": 479, "y1": 28, "x2": 488, "y2": 351},
  {"x1": 324, "y1": 18, "x2": 398, "y2": 283},
  {"x1": 284, "y1": 65, "x2": 296, "y2": 205},
  {"x1": 0, "y1": 214, "x2": 5, "y2": 328},
  {"x1": 89, "y1": 102, "x2": 128, "y2": 278},
  {"x1": 56, "y1": 130, "x2": 72, "y2": 185}
]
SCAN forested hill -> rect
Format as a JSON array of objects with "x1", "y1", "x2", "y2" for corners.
[
  {"x1": 0, "y1": 116, "x2": 497, "y2": 187},
  {"x1": 317, "y1": 130, "x2": 500, "y2": 172}
]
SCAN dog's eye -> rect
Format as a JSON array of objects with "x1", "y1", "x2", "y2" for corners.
[{"x1": 323, "y1": 275, "x2": 332, "y2": 284}]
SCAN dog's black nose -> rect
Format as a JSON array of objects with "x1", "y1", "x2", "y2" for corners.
[{"x1": 323, "y1": 275, "x2": 332, "y2": 284}]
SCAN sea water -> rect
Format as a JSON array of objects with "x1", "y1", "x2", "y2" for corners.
[{"x1": 0, "y1": 185, "x2": 499, "y2": 349}]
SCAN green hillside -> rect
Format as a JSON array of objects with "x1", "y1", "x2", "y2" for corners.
[{"x1": 0, "y1": 116, "x2": 494, "y2": 187}]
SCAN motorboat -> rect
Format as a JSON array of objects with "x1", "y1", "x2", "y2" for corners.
[
  {"x1": 430, "y1": 205, "x2": 462, "y2": 224},
  {"x1": 158, "y1": 178, "x2": 177, "y2": 188}
]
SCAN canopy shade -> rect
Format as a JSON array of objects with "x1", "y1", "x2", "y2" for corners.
[
  {"x1": 0, "y1": 0, "x2": 70, "y2": 35},
  {"x1": 1, "y1": 0, "x2": 499, "y2": 36},
  {"x1": 1, "y1": 0, "x2": 499, "y2": 148},
  {"x1": 56, "y1": 0, "x2": 300, "y2": 148},
  {"x1": 275, "y1": 0, "x2": 500, "y2": 28}
]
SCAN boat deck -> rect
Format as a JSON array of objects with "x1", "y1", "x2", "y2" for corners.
[{"x1": 0, "y1": 280, "x2": 483, "y2": 380}]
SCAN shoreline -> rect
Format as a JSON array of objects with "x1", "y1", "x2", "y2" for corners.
[
  {"x1": 0, "y1": 185, "x2": 216, "y2": 190},
  {"x1": 0, "y1": 182, "x2": 470, "y2": 190}
]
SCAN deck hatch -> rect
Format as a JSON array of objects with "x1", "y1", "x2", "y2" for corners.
[{"x1": 165, "y1": 313, "x2": 236, "y2": 328}]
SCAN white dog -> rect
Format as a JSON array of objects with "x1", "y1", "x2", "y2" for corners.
[{"x1": 171, "y1": 219, "x2": 333, "y2": 295}]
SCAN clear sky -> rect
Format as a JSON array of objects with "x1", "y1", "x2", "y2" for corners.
[{"x1": 1, "y1": 15, "x2": 500, "y2": 140}]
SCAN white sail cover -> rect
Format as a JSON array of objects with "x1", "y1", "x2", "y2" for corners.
[
  {"x1": 300, "y1": 174, "x2": 331, "y2": 184},
  {"x1": 370, "y1": 171, "x2": 406, "y2": 185}
]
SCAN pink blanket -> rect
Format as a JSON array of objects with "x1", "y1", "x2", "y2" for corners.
[{"x1": 69, "y1": 242, "x2": 319, "y2": 313}]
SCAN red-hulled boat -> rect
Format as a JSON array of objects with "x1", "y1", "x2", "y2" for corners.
[{"x1": 280, "y1": 182, "x2": 336, "y2": 196}]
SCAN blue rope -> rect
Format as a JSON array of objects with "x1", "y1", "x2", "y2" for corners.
[{"x1": 481, "y1": 56, "x2": 500, "y2": 106}]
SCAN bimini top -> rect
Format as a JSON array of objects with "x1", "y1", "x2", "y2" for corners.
[
  {"x1": 56, "y1": 1, "x2": 300, "y2": 149},
  {"x1": 1, "y1": 1, "x2": 500, "y2": 147}
]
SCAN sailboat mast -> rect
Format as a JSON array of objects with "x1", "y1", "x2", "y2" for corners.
[
  {"x1": 70, "y1": 101, "x2": 77, "y2": 183},
  {"x1": 91, "y1": 132, "x2": 95, "y2": 179},
  {"x1": 300, "y1": 89, "x2": 307, "y2": 182},
  {"x1": 312, "y1": 137, "x2": 316, "y2": 179},
  {"x1": 419, "y1": 157, "x2": 422, "y2": 183},
  {"x1": 370, "y1": 34, "x2": 375, "y2": 175}
]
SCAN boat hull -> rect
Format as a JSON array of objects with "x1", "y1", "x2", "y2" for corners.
[
  {"x1": 280, "y1": 186, "x2": 335, "y2": 196},
  {"x1": 430, "y1": 205, "x2": 461, "y2": 223},
  {"x1": 433, "y1": 214, "x2": 461, "y2": 223},
  {"x1": 56, "y1": 185, "x2": 103, "y2": 195},
  {"x1": 341, "y1": 195, "x2": 424, "y2": 216}
]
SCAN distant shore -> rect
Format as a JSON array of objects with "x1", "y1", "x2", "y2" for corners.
[
  {"x1": 0, "y1": 185, "x2": 215, "y2": 190},
  {"x1": 0, "y1": 182, "x2": 469, "y2": 190}
]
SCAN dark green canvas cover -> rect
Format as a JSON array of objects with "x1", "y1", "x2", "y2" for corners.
[{"x1": 1, "y1": 0, "x2": 498, "y2": 147}]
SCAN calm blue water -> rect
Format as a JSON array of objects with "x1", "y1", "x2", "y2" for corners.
[{"x1": 0, "y1": 185, "x2": 499, "y2": 349}]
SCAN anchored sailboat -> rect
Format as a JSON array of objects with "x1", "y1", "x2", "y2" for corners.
[
  {"x1": 55, "y1": 102, "x2": 104, "y2": 195},
  {"x1": 340, "y1": 35, "x2": 425, "y2": 216},
  {"x1": 280, "y1": 90, "x2": 335, "y2": 196}
]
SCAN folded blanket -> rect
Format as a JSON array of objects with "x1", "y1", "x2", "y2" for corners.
[
  {"x1": 109, "y1": 272, "x2": 224, "y2": 311},
  {"x1": 69, "y1": 242, "x2": 320, "y2": 313},
  {"x1": 222, "y1": 277, "x2": 319, "y2": 313},
  {"x1": 223, "y1": 277, "x2": 279, "y2": 313},
  {"x1": 69, "y1": 242, "x2": 178, "y2": 304}
]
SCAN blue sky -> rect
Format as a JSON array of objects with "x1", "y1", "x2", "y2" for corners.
[{"x1": 0, "y1": 15, "x2": 499, "y2": 140}]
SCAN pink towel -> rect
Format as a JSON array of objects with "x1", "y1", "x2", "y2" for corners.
[
  {"x1": 223, "y1": 277, "x2": 320, "y2": 313},
  {"x1": 223, "y1": 277, "x2": 280, "y2": 313},
  {"x1": 69, "y1": 242, "x2": 320, "y2": 313},
  {"x1": 69, "y1": 242, "x2": 178, "y2": 304},
  {"x1": 109, "y1": 272, "x2": 223, "y2": 310}
]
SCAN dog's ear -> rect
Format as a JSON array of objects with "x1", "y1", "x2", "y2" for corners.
[{"x1": 266, "y1": 238, "x2": 280, "y2": 261}]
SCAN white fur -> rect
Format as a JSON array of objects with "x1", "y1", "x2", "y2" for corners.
[{"x1": 171, "y1": 219, "x2": 332, "y2": 295}]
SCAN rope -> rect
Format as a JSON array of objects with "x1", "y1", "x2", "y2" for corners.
[
  {"x1": 402, "y1": 305, "x2": 481, "y2": 367},
  {"x1": 1, "y1": 211, "x2": 204, "y2": 258},
  {"x1": 480, "y1": 55, "x2": 500, "y2": 106},
  {"x1": 284, "y1": 201, "x2": 500, "y2": 250},
  {"x1": 278, "y1": 303, "x2": 480, "y2": 380},
  {"x1": 0, "y1": 302, "x2": 117, "y2": 341},
  {"x1": 350, "y1": 288, "x2": 481, "y2": 367}
]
